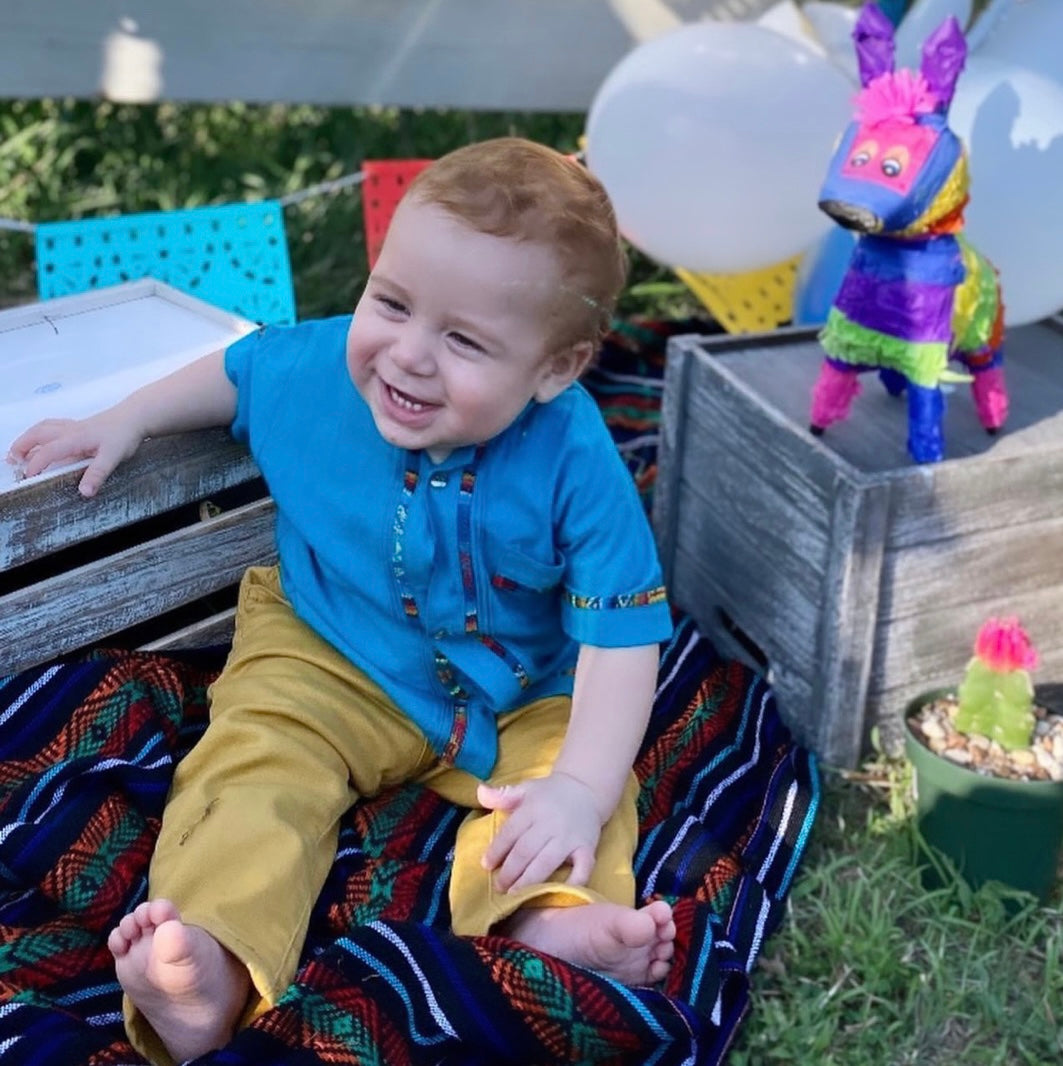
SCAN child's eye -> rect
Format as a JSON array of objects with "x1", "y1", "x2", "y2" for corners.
[
  {"x1": 449, "y1": 331, "x2": 485, "y2": 353},
  {"x1": 375, "y1": 294, "x2": 407, "y2": 314}
]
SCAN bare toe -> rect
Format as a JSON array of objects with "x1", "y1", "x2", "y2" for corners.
[
  {"x1": 110, "y1": 905, "x2": 153, "y2": 955},
  {"x1": 506, "y1": 901, "x2": 676, "y2": 986},
  {"x1": 112, "y1": 901, "x2": 250, "y2": 1063},
  {"x1": 143, "y1": 898, "x2": 181, "y2": 927},
  {"x1": 131, "y1": 900, "x2": 157, "y2": 930},
  {"x1": 106, "y1": 926, "x2": 129, "y2": 957},
  {"x1": 116, "y1": 910, "x2": 144, "y2": 942},
  {"x1": 651, "y1": 939, "x2": 675, "y2": 964}
]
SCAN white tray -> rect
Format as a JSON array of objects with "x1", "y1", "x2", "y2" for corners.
[{"x1": 1, "y1": 278, "x2": 256, "y2": 493}]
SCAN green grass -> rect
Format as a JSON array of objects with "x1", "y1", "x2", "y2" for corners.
[{"x1": 732, "y1": 752, "x2": 1063, "y2": 1064}]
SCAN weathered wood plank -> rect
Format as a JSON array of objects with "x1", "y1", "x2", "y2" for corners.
[
  {"x1": 658, "y1": 337, "x2": 872, "y2": 755},
  {"x1": 670, "y1": 477, "x2": 888, "y2": 767},
  {"x1": 0, "y1": 430, "x2": 261, "y2": 570},
  {"x1": 673, "y1": 455, "x2": 829, "y2": 623},
  {"x1": 670, "y1": 492, "x2": 824, "y2": 663},
  {"x1": 665, "y1": 532, "x2": 818, "y2": 750},
  {"x1": 884, "y1": 453, "x2": 1063, "y2": 549},
  {"x1": 883, "y1": 516, "x2": 1063, "y2": 620},
  {"x1": 0, "y1": 497, "x2": 276, "y2": 676},
  {"x1": 669, "y1": 538, "x2": 818, "y2": 731},
  {"x1": 141, "y1": 608, "x2": 237, "y2": 652},
  {"x1": 652, "y1": 334, "x2": 694, "y2": 594},
  {"x1": 809, "y1": 476, "x2": 891, "y2": 765},
  {"x1": 0, "y1": 0, "x2": 778, "y2": 109},
  {"x1": 681, "y1": 341, "x2": 852, "y2": 529}
]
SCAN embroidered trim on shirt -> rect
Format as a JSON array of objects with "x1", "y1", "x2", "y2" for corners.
[
  {"x1": 456, "y1": 446, "x2": 486, "y2": 634},
  {"x1": 566, "y1": 586, "x2": 668, "y2": 610},
  {"x1": 433, "y1": 649, "x2": 470, "y2": 765},
  {"x1": 433, "y1": 650, "x2": 467, "y2": 698},
  {"x1": 478, "y1": 634, "x2": 531, "y2": 690},
  {"x1": 392, "y1": 463, "x2": 421, "y2": 618},
  {"x1": 440, "y1": 700, "x2": 469, "y2": 766}
]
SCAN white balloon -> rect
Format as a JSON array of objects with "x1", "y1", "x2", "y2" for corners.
[
  {"x1": 757, "y1": 1, "x2": 823, "y2": 51},
  {"x1": 970, "y1": 0, "x2": 1063, "y2": 86},
  {"x1": 950, "y1": 56, "x2": 1063, "y2": 326},
  {"x1": 585, "y1": 21, "x2": 852, "y2": 274},
  {"x1": 894, "y1": 0, "x2": 973, "y2": 71},
  {"x1": 802, "y1": 2, "x2": 859, "y2": 83}
]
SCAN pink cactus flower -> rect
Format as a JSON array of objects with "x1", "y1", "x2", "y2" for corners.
[{"x1": 973, "y1": 617, "x2": 1039, "y2": 674}]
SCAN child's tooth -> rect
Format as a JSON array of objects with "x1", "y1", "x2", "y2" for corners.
[{"x1": 391, "y1": 385, "x2": 424, "y2": 412}]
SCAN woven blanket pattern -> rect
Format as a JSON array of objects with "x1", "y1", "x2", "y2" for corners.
[
  {"x1": 0, "y1": 614, "x2": 817, "y2": 1065},
  {"x1": 585, "y1": 317, "x2": 718, "y2": 508}
]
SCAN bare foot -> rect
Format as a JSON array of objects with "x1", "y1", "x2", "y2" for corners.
[
  {"x1": 502, "y1": 899, "x2": 675, "y2": 985},
  {"x1": 108, "y1": 899, "x2": 250, "y2": 1063}
]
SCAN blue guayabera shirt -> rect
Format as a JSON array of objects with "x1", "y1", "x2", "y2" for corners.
[{"x1": 225, "y1": 316, "x2": 672, "y2": 778}]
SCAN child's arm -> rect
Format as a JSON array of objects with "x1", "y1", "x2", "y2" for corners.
[
  {"x1": 7, "y1": 349, "x2": 236, "y2": 498},
  {"x1": 479, "y1": 641, "x2": 659, "y2": 893}
]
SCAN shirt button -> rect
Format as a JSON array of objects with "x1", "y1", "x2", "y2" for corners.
[
  {"x1": 428, "y1": 471, "x2": 448, "y2": 489},
  {"x1": 434, "y1": 629, "x2": 447, "y2": 640}
]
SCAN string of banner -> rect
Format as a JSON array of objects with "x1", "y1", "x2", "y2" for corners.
[{"x1": 0, "y1": 168, "x2": 368, "y2": 234}]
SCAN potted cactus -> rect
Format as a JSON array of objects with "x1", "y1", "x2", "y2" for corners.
[{"x1": 904, "y1": 618, "x2": 1063, "y2": 902}]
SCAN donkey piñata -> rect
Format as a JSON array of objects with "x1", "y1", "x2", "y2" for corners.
[{"x1": 809, "y1": 1, "x2": 1007, "y2": 464}]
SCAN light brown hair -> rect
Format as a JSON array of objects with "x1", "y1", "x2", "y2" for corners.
[{"x1": 406, "y1": 137, "x2": 627, "y2": 345}]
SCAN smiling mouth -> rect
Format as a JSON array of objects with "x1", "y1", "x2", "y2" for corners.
[{"x1": 387, "y1": 383, "x2": 438, "y2": 412}]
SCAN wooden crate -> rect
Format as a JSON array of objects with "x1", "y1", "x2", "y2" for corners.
[
  {"x1": 654, "y1": 318, "x2": 1063, "y2": 767},
  {"x1": 1, "y1": 281, "x2": 276, "y2": 676}
]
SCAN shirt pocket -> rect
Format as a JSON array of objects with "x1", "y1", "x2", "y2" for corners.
[{"x1": 489, "y1": 547, "x2": 565, "y2": 595}]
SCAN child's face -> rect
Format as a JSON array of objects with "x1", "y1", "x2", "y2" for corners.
[{"x1": 347, "y1": 196, "x2": 582, "y2": 463}]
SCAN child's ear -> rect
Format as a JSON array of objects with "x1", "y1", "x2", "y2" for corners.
[{"x1": 534, "y1": 340, "x2": 596, "y2": 403}]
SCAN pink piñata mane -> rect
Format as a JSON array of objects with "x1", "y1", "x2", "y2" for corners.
[{"x1": 854, "y1": 69, "x2": 940, "y2": 126}]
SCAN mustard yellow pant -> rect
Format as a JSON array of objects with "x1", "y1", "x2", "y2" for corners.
[{"x1": 126, "y1": 565, "x2": 639, "y2": 1064}]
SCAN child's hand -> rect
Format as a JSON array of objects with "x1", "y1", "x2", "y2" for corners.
[
  {"x1": 7, "y1": 412, "x2": 144, "y2": 497},
  {"x1": 477, "y1": 772, "x2": 603, "y2": 893}
]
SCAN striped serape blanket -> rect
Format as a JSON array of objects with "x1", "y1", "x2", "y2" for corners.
[
  {"x1": 585, "y1": 317, "x2": 718, "y2": 507},
  {"x1": 0, "y1": 614, "x2": 818, "y2": 1065}
]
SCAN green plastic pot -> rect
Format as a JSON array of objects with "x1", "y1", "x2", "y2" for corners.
[{"x1": 904, "y1": 689, "x2": 1063, "y2": 902}]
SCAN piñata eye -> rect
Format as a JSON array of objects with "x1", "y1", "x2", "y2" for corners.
[
  {"x1": 851, "y1": 150, "x2": 871, "y2": 167},
  {"x1": 882, "y1": 157, "x2": 903, "y2": 177}
]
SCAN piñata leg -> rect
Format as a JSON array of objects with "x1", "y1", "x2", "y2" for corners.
[
  {"x1": 962, "y1": 351, "x2": 1008, "y2": 433},
  {"x1": 878, "y1": 367, "x2": 907, "y2": 397},
  {"x1": 810, "y1": 359, "x2": 861, "y2": 435},
  {"x1": 959, "y1": 284, "x2": 1007, "y2": 433},
  {"x1": 906, "y1": 382, "x2": 945, "y2": 463}
]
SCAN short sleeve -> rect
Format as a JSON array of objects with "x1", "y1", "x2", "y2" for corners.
[
  {"x1": 555, "y1": 392, "x2": 672, "y2": 647},
  {"x1": 224, "y1": 326, "x2": 273, "y2": 446},
  {"x1": 223, "y1": 317, "x2": 351, "y2": 459}
]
